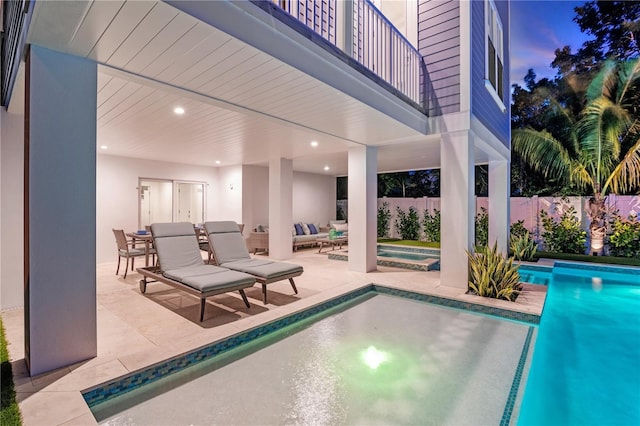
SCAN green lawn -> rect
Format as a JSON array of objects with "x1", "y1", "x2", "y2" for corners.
[
  {"x1": 377, "y1": 239, "x2": 440, "y2": 248},
  {"x1": 0, "y1": 317, "x2": 22, "y2": 426}
]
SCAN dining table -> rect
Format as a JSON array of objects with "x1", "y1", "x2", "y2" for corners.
[{"x1": 126, "y1": 231, "x2": 153, "y2": 267}]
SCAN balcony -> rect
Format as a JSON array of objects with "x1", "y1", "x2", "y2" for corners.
[{"x1": 269, "y1": 0, "x2": 423, "y2": 107}]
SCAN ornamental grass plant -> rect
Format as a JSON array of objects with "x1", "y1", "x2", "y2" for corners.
[{"x1": 467, "y1": 243, "x2": 522, "y2": 302}]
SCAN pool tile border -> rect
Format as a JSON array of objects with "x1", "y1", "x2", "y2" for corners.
[
  {"x1": 82, "y1": 284, "x2": 540, "y2": 409},
  {"x1": 500, "y1": 326, "x2": 534, "y2": 426},
  {"x1": 328, "y1": 251, "x2": 438, "y2": 271},
  {"x1": 554, "y1": 261, "x2": 640, "y2": 275}
]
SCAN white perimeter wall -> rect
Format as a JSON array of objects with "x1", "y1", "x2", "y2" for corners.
[
  {"x1": 374, "y1": 195, "x2": 640, "y2": 240},
  {"x1": 1, "y1": 109, "x2": 25, "y2": 310}
]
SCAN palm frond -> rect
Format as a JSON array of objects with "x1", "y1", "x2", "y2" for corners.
[
  {"x1": 512, "y1": 128, "x2": 572, "y2": 182},
  {"x1": 614, "y1": 58, "x2": 640, "y2": 105},
  {"x1": 570, "y1": 162, "x2": 596, "y2": 191},
  {"x1": 604, "y1": 135, "x2": 640, "y2": 194},
  {"x1": 577, "y1": 98, "x2": 630, "y2": 187},
  {"x1": 586, "y1": 60, "x2": 618, "y2": 102}
]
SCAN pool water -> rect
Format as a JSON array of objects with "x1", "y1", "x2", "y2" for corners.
[
  {"x1": 517, "y1": 265, "x2": 552, "y2": 286},
  {"x1": 92, "y1": 294, "x2": 532, "y2": 425},
  {"x1": 518, "y1": 264, "x2": 640, "y2": 425}
]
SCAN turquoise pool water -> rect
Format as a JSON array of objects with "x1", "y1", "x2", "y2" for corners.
[
  {"x1": 517, "y1": 265, "x2": 552, "y2": 285},
  {"x1": 518, "y1": 264, "x2": 640, "y2": 425}
]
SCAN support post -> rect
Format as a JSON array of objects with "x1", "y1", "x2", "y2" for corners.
[{"x1": 440, "y1": 131, "x2": 474, "y2": 289}]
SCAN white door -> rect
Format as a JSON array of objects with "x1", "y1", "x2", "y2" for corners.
[
  {"x1": 176, "y1": 182, "x2": 204, "y2": 224},
  {"x1": 139, "y1": 179, "x2": 173, "y2": 228}
]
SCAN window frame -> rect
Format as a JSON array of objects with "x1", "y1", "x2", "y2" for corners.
[{"x1": 484, "y1": 0, "x2": 505, "y2": 111}]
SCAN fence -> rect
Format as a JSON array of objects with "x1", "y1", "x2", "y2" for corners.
[{"x1": 338, "y1": 195, "x2": 640, "y2": 241}]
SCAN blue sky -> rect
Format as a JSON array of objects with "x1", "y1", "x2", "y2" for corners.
[{"x1": 510, "y1": 0, "x2": 588, "y2": 87}]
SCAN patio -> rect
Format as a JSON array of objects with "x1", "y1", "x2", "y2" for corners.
[{"x1": 2, "y1": 249, "x2": 545, "y2": 426}]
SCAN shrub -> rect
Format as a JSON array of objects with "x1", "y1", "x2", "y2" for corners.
[
  {"x1": 377, "y1": 202, "x2": 392, "y2": 238},
  {"x1": 475, "y1": 207, "x2": 489, "y2": 247},
  {"x1": 422, "y1": 209, "x2": 441, "y2": 242},
  {"x1": 510, "y1": 220, "x2": 529, "y2": 240},
  {"x1": 510, "y1": 232, "x2": 538, "y2": 261},
  {"x1": 467, "y1": 243, "x2": 522, "y2": 301},
  {"x1": 540, "y1": 206, "x2": 587, "y2": 254},
  {"x1": 395, "y1": 206, "x2": 420, "y2": 240},
  {"x1": 608, "y1": 214, "x2": 640, "y2": 258}
]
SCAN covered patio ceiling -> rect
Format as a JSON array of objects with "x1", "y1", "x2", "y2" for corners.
[{"x1": 22, "y1": 0, "x2": 468, "y2": 176}]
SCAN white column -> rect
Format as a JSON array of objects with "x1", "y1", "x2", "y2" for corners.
[
  {"x1": 440, "y1": 131, "x2": 474, "y2": 289},
  {"x1": 348, "y1": 145, "x2": 377, "y2": 272},
  {"x1": 26, "y1": 46, "x2": 97, "y2": 375},
  {"x1": 269, "y1": 157, "x2": 293, "y2": 260},
  {"x1": 488, "y1": 159, "x2": 510, "y2": 253}
]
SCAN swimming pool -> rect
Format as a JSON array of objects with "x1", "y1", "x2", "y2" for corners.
[
  {"x1": 328, "y1": 245, "x2": 441, "y2": 271},
  {"x1": 517, "y1": 263, "x2": 640, "y2": 425},
  {"x1": 517, "y1": 264, "x2": 552, "y2": 285},
  {"x1": 85, "y1": 287, "x2": 537, "y2": 425}
]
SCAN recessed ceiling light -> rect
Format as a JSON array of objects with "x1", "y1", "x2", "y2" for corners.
[
  {"x1": 310, "y1": 141, "x2": 318, "y2": 147},
  {"x1": 100, "y1": 145, "x2": 108, "y2": 150},
  {"x1": 324, "y1": 165, "x2": 330, "y2": 171},
  {"x1": 174, "y1": 107, "x2": 185, "y2": 115},
  {"x1": 215, "y1": 160, "x2": 221, "y2": 165}
]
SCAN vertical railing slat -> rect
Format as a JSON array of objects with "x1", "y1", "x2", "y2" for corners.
[{"x1": 270, "y1": 0, "x2": 421, "y2": 105}]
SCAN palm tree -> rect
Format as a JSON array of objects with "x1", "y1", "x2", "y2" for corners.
[{"x1": 513, "y1": 59, "x2": 640, "y2": 254}]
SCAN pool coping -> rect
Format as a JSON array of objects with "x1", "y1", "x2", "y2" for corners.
[
  {"x1": 329, "y1": 244, "x2": 441, "y2": 271},
  {"x1": 82, "y1": 283, "x2": 540, "y2": 410}
]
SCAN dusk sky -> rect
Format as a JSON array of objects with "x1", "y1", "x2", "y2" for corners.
[{"x1": 510, "y1": 0, "x2": 589, "y2": 87}]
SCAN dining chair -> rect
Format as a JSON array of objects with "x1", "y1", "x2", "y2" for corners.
[{"x1": 112, "y1": 229, "x2": 146, "y2": 278}]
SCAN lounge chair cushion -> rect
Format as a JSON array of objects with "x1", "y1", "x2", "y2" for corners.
[
  {"x1": 164, "y1": 265, "x2": 255, "y2": 292},
  {"x1": 221, "y1": 259, "x2": 303, "y2": 280},
  {"x1": 205, "y1": 221, "x2": 251, "y2": 264},
  {"x1": 151, "y1": 222, "x2": 204, "y2": 271}
]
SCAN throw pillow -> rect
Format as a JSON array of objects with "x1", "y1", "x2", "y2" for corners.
[
  {"x1": 308, "y1": 223, "x2": 318, "y2": 234},
  {"x1": 292, "y1": 225, "x2": 296, "y2": 236},
  {"x1": 294, "y1": 223, "x2": 304, "y2": 235},
  {"x1": 301, "y1": 223, "x2": 311, "y2": 235},
  {"x1": 334, "y1": 223, "x2": 348, "y2": 232}
]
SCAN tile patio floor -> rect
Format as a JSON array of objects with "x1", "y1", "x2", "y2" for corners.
[{"x1": 1, "y1": 248, "x2": 546, "y2": 426}]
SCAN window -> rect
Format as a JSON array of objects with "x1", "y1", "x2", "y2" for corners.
[{"x1": 485, "y1": 0, "x2": 504, "y2": 105}]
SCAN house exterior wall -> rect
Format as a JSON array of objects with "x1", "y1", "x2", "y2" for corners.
[
  {"x1": 242, "y1": 165, "x2": 337, "y2": 231},
  {"x1": 96, "y1": 155, "x2": 220, "y2": 264},
  {"x1": 470, "y1": 0, "x2": 510, "y2": 146},
  {"x1": 417, "y1": 0, "x2": 461, "y2": 116},
  {"x1": 0, "y1": 109, "x2": 24, "y2": 310}
]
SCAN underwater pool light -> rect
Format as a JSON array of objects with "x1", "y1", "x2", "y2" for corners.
[{"x1": 362, "y1": 346, "x2": 387, "y2": 370}]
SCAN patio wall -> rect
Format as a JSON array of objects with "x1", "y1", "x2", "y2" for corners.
[{"x1": 338, "y1": 195, "x2": 640, "y2": 241}]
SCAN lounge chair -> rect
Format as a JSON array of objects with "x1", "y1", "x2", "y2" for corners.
[
  {"x1": 204, "y1": 221, "x2": 303, "y2": 304},
  {"x1": 137, "y1": 222, "x2": 256, "y2": 321}
]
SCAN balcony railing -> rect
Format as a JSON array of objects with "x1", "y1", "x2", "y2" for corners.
[
  {"x1": 271, "y1": 0, "x2": 422, "y2": 106},
  {"x1": 1, "y1": 0, "x2": 33, "y2": 107}
]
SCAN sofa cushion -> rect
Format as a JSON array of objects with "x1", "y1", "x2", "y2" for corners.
[
  {"x1": 294, "y1": 223, "x2": 304, "y2": 235},
  {"x1": 308, "y1": 223, "x2": 318, "y2": 234},
  {"x1": 301, "y1": 223, "x2": 311, "y2": 235}
]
